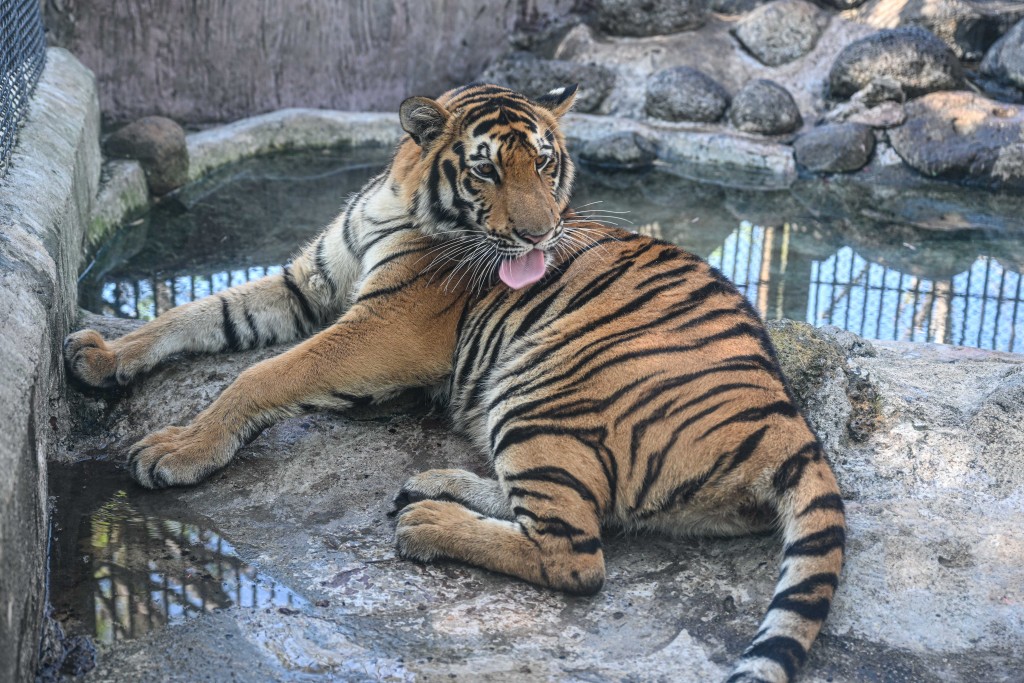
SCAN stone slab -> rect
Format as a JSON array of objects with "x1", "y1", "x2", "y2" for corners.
[{"x1": 0, "y1": 48, "x2": 100, "y2": 683}]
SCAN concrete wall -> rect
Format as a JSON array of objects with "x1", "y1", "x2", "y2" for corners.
[
  {"x1": 0, "y1": 48, "x2": 100, "y2": 683},
  {"x1": 42, "y1": 0, "x2": 576, "y2": 125}
]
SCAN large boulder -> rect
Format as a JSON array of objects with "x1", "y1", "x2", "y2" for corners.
[
  {"x1": 843, "y1": 0, "x2": 1024, "y2": 61},
  {"x1": 104, "y1": 116, "x2": 189, "y2": 196},
  {"x1": 981, "y1": 18, "x2": 1024, "y2": 90},
  {"x1": 578, "y1": 132, "x2": 658, "y2": 170},
  {"x1": 645, "y1": 67, "x2": 731, "y2": 123},
  {"x1": 829, "y1": 27, "x2": 966, "y2": 100},
  {"x1": 594, "y1": 0, "x2": 707, "y2": 37},
  {"x1": 888, "y1": 91, "x2": 1024, "y2": 189},
  {"x1": 478, "y1": 53, "x2": 615, "y2": 114},
  {"x1": 794, "y1": 122, "x2": 876, "y2": 173},
  {"x1": 728, "y1": 79, "x2": 803, "y2": 135},
  {"x1": 731, "y1": 0, "x2": 830, "y2": 67}
]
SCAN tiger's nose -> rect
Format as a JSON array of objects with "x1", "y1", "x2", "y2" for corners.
[{"x1": 516, "y1": 229, "x2": 554, "y2": 244}]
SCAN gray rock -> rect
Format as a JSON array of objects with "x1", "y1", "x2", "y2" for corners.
[
  {"x1": 819, "y1": 0, "x2": 869, "y2": 7},
  {"x1": 824, "y1": 79, "x2": 907, "y2": 129},
  {"x1": 578, "y1": 132, "x2": 658, "y2": 170},
  {"x1": 845, "y1": 0, "x2": 1024, "y2": 61},
  {"x1": 728, "y1": 79, "x2": 803, "y2": 135},
  {"x1": 732, "y1": 0, "x2": 830, "y2": 67},
  {"x1": 104, "y1": 116, "x2": 189, "y2": 195},
  {"x1": 794, "y1": 122, "x2": 876, "y2": 173},
  {"x1": 829, "y1": 27, "x2": 966, "y2": 100},
  {"x1": 645, "y1": 67, "x2": 731, "y2": 123},
  {"x1": 710, "y1": 0, "x2": 765, "y2": 14},
  {"x1": 982, "y1": 18, "x2": 1024, "y2": 90},
  {"x1": 888, "y1": 91, "x2": 1024, "y2": 188},
  {"x1": 60, "y1": 315, "x2": 1024, "y2": 682},
  {"x1": 0, "y1": 48, "x2": 100, "y2": 683},
  {"x1": 478, "y1": 53, "x2": 615, "y2": 114},
  {"x1": 594, "y1": 0, "x2": 707, "y2": 37}
]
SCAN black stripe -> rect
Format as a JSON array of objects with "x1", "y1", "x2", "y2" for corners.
[
  {"x1": 366, "y1": 244, "x2": 429, "y2": 276},
  {"x1": 634, "y1": 262, "x2": 699, "y2": 290},
  {"x1": 508, "y1": 486, "x2": 553, "y2": 501},
  {"x1": 742, "y1": 636, "x2": 807, "y2": 681},
  {"x1": 504, "y1": 467, "x2": 599, "y2": 509},
  {"x1": 699, "y1": 400, "x2": 799, "y2": 441},
  {"x1": 798, "y1": 493, "x2": 845, "y2": 517},
  {"x1": 332, "y1": 391, "x2": 373, "y2": 408},
  {"x1": 571, "y1": 537, "x2": 602, "y2": 554},
  {"x1": 772, "y1": 443, "x2": 820, "y2": 493},
  {"x1": 767, "y1": 572, "x2": 838, "y2": 622},
  {"x1": 282, "y1": 266, "x2": 317, "y2": 327},
  {"x1": 220, "y1": 296, "x2": 242, "y2": 351},
  {"x1": 315, "y1": 236, "x2": 337, "y2": 298},
  {"x1": 241, "y1": 302, "x2": 260, "y2": 348},
  {"x1": 784, "y1": 525, "x2": 846, "y2": 558}
]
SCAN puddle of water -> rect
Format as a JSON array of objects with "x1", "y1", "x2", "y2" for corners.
[
  {"x1": 48, "y1": 460, "x2": 305, "y2": 645},
  {"x1": 78, "y1": 151, "x2": 1024, "y2": 352}
]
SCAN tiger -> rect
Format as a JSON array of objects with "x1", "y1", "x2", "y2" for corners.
[{"x1": 65, "y1": 83, "x2": 845, "y2": 682}]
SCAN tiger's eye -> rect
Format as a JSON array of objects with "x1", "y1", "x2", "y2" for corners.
[
  {"x1": 535, "y1": 155, "x2": 550, "y2": 170},
  {"x1": 474, "y1": 162, "x2": 496, "y2": 179}
]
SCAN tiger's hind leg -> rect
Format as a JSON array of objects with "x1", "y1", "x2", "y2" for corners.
[
  {"x1": 392, "y1": 469, "x2": 514, "y2": 519},
  {"x1": 394, "y1": 437, "x2": 609, "y2": 595}
]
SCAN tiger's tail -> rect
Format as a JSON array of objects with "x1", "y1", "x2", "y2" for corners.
[{"x1": 728, "y1": 445, "x2": 846, "y2": 683}]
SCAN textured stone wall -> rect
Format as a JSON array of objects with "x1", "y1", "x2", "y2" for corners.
[
  {"x1": 42, "y1": 0, "x2": 575, "y2": 124},
  {"x1": 0, "y1": 48, "x2": 100, "y2": 682}
]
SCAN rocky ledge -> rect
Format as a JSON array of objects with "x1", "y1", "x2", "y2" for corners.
[
  {"x1": 50, "y1": 314, "x2": 1024, "y2": 682},
  {"x1": 480, "y1": 0, "x2": 1024, "y2": 190}
]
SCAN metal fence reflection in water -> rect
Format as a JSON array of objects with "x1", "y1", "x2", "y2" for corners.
[
  {"x1": 86, "y1": 492, "x2": 303, "y2": 644},
  {"x1": 708, "y1": 223, "x2": 1024, "y2": 353},
  {"x1": 96, "y1": 224, "x2": 1024, "y2": 353}
]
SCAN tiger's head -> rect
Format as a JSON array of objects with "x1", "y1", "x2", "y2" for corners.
[{"x1": 395, "y1": 84, "x2": 579, "y2": 290}]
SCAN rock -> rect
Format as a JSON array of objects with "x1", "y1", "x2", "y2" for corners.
[
  {"x1": 794, "y1": 122, "x2": 876, "y2": 173},
  {"x1": 578, "y1": 132, "x2": 658, "y2": 170},
  {"x1": 645, "y1": 67, "x2": 731, "y2": 123},
  {"x1": 982, "y1": 18, "x2": 1024, "y2": 90},
  {"x1": 731, "y1": 0, "x2": 830, "y2": 67},
  {"x1": 710, "y1": 0, "x2": 765, "y2": 14},
  {"x1": 766, "y1": 320, "x2": 880, "y2": 450},
  {"x1": 829, "y1": 27, "x2": 966, "y2": 100},
  {"x1": 104, "y1": 116, "x2": 189, "y2": 195},
  {"x1": 60, "y1": 314, "x2": 1024, "y2": 682},
  {"x1": 843, "y1": 0, "x2": 1024, "y2": 61},
  {"x1": 594, "y1": 0, "x2": 707, "y2": 37},
  {"x1": 728, "y1": 79, "x2": 802, "y2": 135},
  {"x1": 888, "y1": 91, "x2": 1024, "y2": 188},
  {"x1": 478, "y1": 53, "x2": 615, "y2": 114},
  {"x1": 824, "y1": 79, "x2": 907, "y2": 128},
  {"x1": 819, "y1": 0, "x2": 869, "y2": 7}
]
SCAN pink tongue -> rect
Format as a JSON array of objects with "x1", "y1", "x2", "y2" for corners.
[{"x1": 499, "y1": 250, "x2": 546, "y2": 289}]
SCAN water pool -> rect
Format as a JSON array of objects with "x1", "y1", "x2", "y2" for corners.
[{"x1": 79, "y1": 150, "x2": 1024, "y2": 353}]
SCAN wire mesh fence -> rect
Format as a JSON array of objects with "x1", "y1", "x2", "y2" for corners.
[{"x1": 0, "y1": 0, "x2": 46, "y2": 175}]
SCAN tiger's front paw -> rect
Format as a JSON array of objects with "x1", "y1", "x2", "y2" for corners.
[
  {"x1": 64, "y1": 329, "x2": 121, "y2": 388},
  {"x1": 128, "y1": 424, "x2": 235, "y2": 489},
  {"x1": 394, "y1": 499, "x2": 479, "y2": 563}
]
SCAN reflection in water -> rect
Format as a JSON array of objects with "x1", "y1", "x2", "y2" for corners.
[
  {"x1": 88, "y1": 221, "x2": 1024, "y2": 353},
  {"x1": 710, "y1": 223, "x2": 1024, "y2": 353},
  {"x1": 50, "y1": 462, "x2": 304, "y2": 644},
  {"x1": 76, "y1": 153, "x2": 1024, "y2": 353}
]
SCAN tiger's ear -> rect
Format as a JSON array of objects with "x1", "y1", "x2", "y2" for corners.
[
  {"x1": 400, "y1": 96, "x2": 451, "y2": 148},
  {"x1": 534, "y1": 84, "x2": 578, "y2": 119}
]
